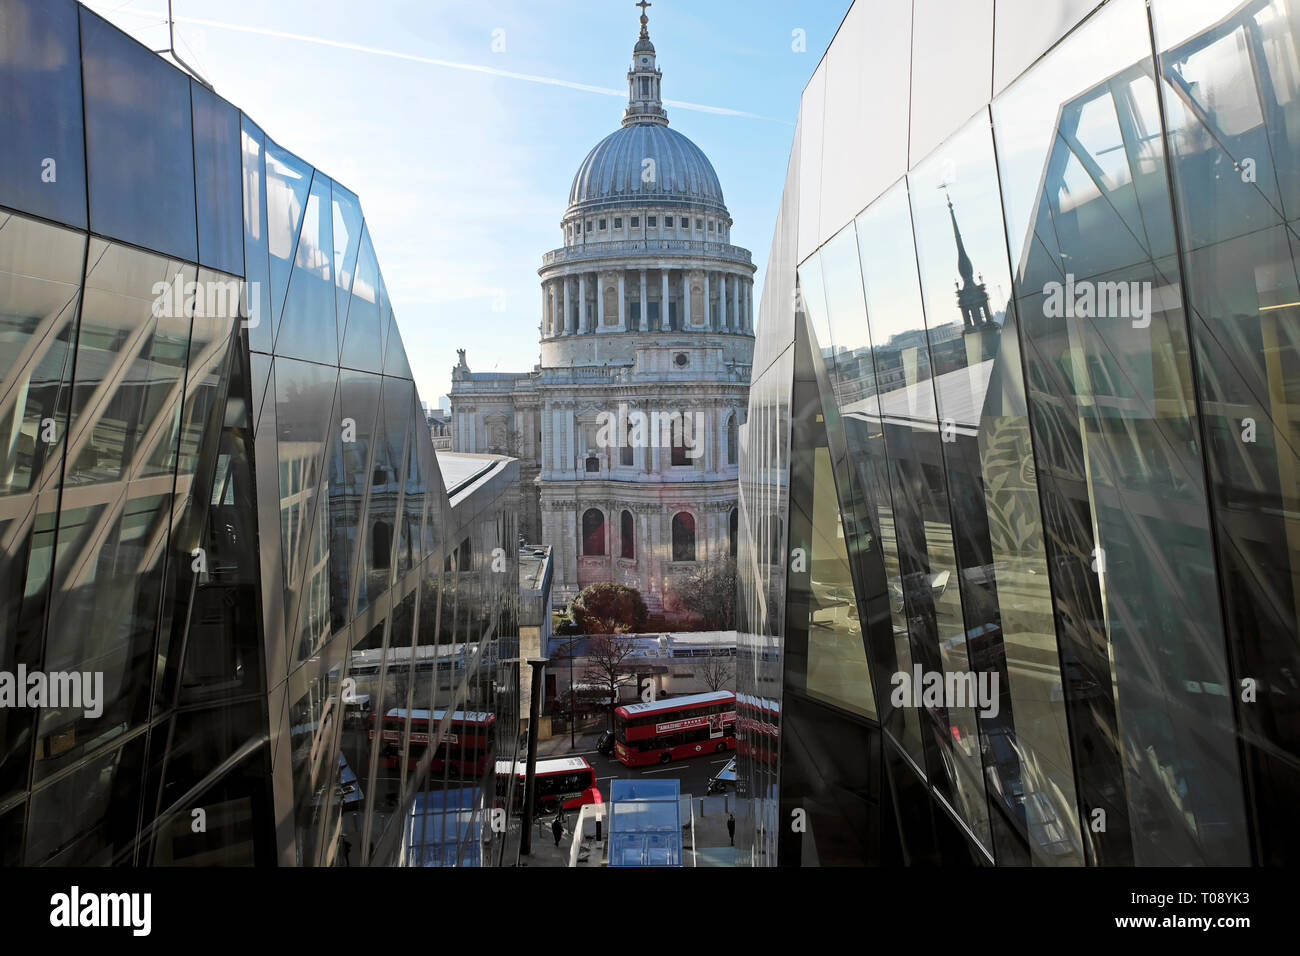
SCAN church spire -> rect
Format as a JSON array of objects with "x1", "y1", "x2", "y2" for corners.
[
  {"x1": 946, "y1": 189, "x2": 976, "y2": 286},
  {"x1": 624, "y1": 1, "x2": 669, "y2": 127},
  {"x1": 945, "y1": 190, "x2": 994, "y2": 330}
]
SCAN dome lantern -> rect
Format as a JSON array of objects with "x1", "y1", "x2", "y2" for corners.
[{"x1": 624, "y1": 1, "x2": 668, "y2": 128}]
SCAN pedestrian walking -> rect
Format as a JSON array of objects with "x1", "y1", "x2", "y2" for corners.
[
  {"x1": 727, "y1": 812, "x2": 735, "y2": 846},
  {"x1": 552, "y1": 813, "x2": 564, "y2": 847}
]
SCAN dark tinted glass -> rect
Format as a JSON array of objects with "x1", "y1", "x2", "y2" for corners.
[
  {"x1": 994, "y1": 0, "x2": 1248, "y2": 864},
  {"x1": 274, "y1": 356, "x2": 339, "y2": 645},
  {"x1": 263, "y1": 138, "x2": 312, "y2": 346},
  {"x1": 1153, "y1": 0, "x2": 1300, "y2": 865},
  {"x1": 241, "y1": 118, "x2": 274, "y2": 353},
  {"x1": 0, "y1": 0, "x2": 87, "y2": 228},
  {"x1": 910, "y1": 116, "x2": 1083, "y2": 865},
  {"x1": 191, "y1": 82, "x2": 243, "y2": 276},
  {"x1": 853, "y1": 182, "x2": 993, "y2": 851},
  {"x1": 80, "y1": 8, "x2": 196, "y2": 261},
  {"x1": 340, "y1": 227, "x2": 384, "y2": 373},
  {"x1": 275, "y1": 171, "x2": 338, "y2": 366},
  {"x1": 331, "y1": 184, "x2": 364, "y2": 353},
  {"x1": 38, "y1": 243, "x2": 195, "y2": 783},
  {"x1": 25, "y1": 735, "x2": 146, "y2": 865},
  {"x1": 0, "y1": 213, "x2": 84, "y2": 800}
]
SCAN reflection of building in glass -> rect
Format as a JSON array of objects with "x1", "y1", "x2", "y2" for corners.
[
  {"x1": 448, "y1": 8, "x2": 753, "y2": 618},
  {"x1": 737, "y1": 0, "x2": 1300, "y2": 867},
  {"x1": 0, "y1": 0, "x2": 521, "y2": 867}
]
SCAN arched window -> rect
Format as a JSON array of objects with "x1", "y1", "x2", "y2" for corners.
[
  {"x1": 672, "y1": 512, "x2": 696, "y2": 562},
  {"x1": 621, "y1": 510, "x2": 635, "y2": 560},
  {"x1": 727, "y1": 413, "x2": 738, "y2": 465},
  {"x1": 582, "y1": 508, "x2": 606, "y2": 556},
  {"x1": 729, "y1": 507, "x2": 738, "y2": 558}
]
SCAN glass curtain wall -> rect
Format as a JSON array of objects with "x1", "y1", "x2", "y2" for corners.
[{"x1": 743, "y1": 0, "x2": 1300, "y2": 866}]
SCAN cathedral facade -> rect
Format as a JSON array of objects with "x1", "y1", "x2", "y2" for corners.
[{"x1": 449, "y1": 8, "x2": 754, "y2": 614}]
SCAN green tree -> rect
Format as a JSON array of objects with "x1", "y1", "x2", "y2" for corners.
[{"x1": 569, "y1": 581, "x2": 648, "y2": 635}]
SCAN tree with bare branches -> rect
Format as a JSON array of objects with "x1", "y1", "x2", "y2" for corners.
[
  {"x1": 673, "y1": 559, "x2": 737, "y2": 630},
  {"x1": 692, "y1": 652, "x2": 735, "y2": 692},
  {"x1": 581, "y1": 633, "x2": 641, "y2": 730}
]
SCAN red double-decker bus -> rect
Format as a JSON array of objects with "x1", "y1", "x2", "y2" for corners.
[
  {"x1": 613, "y1": 691, "x2": 737, "y2": 767},
  {"x1": 735, "y1": 693, "x2": 780, "y2": 765},
  {"x1": 368, "y1": 708, "x2": 494, "y2": 776},
  {"x1": 495, "y1": 757, "x2": 601, "y2": 815}
]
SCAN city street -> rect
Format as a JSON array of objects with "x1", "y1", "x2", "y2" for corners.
[{"x1": 572, "y1": 744, "x2": 732, "y2": 803}]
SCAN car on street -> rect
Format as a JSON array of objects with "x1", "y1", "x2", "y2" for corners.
[{"x1": 707, "y1": 758, "x2": 737, "y2": 794}]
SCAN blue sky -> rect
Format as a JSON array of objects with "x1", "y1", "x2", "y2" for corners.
[{"x1": 84, "y1": 0, "x2": 849, "y2": 407}]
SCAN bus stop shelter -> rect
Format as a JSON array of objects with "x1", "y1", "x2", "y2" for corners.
[{"x1": 607, "y1": 779, "x2": 682, "y2": 867}]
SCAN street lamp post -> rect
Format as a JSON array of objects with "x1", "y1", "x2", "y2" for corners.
[{"x1": 520, "y1": 656, "x2": 549, "y2": 857}]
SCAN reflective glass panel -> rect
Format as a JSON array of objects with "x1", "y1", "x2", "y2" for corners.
[
  {"x1": 275, "y1": 170, "x2": 338, "y2": 367},
  {"x1": 0, "y1": 0, "x2": 87, "y2": 228},
  {"x1": 191, "y1": 83, "x2": 243, "y2": 277},
  {"x1": 80, "y1": 7, "x2": 196, "y2": 261},
  {"x1": 994, "y1": 0, "x2": 1249, "y2": 864}
]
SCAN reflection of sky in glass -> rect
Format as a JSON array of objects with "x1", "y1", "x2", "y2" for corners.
[
  {"x1": 796, "y1": 253, "x2": 828, "y2": 350},
  {"x1": 820, "y1": 226, "x2": 870, "y2": 353},
  {"x1": 909, "y1": 115, "x2": 1013, "y2": 327},
  {"x1": 854, "y1": 180, "x2": 926, "y2": 344},
  {"x1": 992, "y1": 0, "x2": 1153, "y2": 255},
  {"x1": 1151, "y1": 0, "x2": 1245, "y2": 47}
]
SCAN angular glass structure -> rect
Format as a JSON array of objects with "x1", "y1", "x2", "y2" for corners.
[
  {"x1": 739, "y1": 0, "x2": 1300, "y2": 866},
  {"x1": 0, "y1": 0, "x2": 521, "y2": 866}
]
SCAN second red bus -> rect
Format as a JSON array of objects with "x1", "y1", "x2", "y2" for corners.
[{"x1": 614, "y1": 691, "x2": 737, "y2": 767}]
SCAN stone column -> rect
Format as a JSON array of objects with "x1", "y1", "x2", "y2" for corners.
[
  {"x1": 719, "y1": 271, "x2": 728, "y2": 331},
  {"x1": 578, "y1": 273, "x2": 587, "y2": 333},
  {"x1": 569, "y1": 407, "x2": 579, "y2": 471},
  {"x1": 618, "y1": 272, "x2": 626, "y2": 330},
  {"x1": 682, "y1": 270, "x2": 691, "y2": 327},
  {"x1": 704, "y1": 271, "x2": 711, "y2": 330},
  {"x1": 563, "y1": 277, "x2": 572, "y2": 335},
  {"x1": 730, "y1": 275, "x2": 738, "y2": 330},
  {"x1": 747, "y1": 279, "x2": 754, "y2": 331},
  {"x1": 639, "y1": 510, "x2": 651, "y2": 602},
  {"x1": 660, "y1": 269, "x2": 670, "y2": 332},
  {"x1": 639, "y1": 270, "x2": 648, "y2": 332},
  {"x1": 702, "y1": 404, "x2": 713, "y2": 473},
  {"x1": 596, "y1": 272, "x2": 605, "y2": 329}
]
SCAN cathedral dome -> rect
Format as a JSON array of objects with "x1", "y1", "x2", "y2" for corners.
[{"x1": 566, "y1": 124, "x2": 727, "y2": 218}]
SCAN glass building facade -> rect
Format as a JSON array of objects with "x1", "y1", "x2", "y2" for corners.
[
  {"x1": 737, "y1": 0, "x2": 1300, "y2": 866},
  {"x1": 0, "y1": 0, "x2": 522, "y2": 866}
]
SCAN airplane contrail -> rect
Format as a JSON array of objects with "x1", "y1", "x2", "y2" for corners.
[{"x1": 115, "y1": 8, "x2": 781, "y2": 121}]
